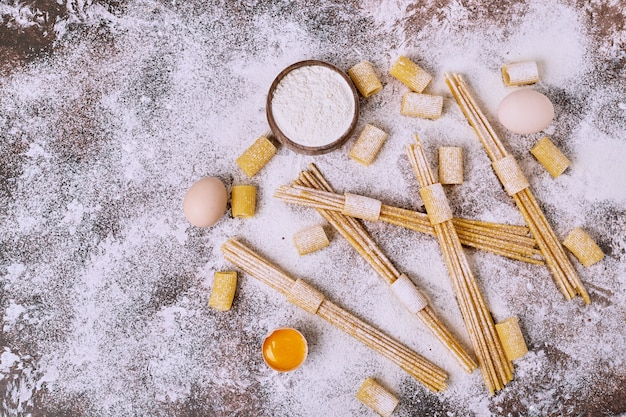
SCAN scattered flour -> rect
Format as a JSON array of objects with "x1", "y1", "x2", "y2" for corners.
[
  {"x1": 0, "y1": 0, "x2": 625, "y2": 416},
  {"x1": 570, "y1": 123, "x2": 626, "y2": 204}
]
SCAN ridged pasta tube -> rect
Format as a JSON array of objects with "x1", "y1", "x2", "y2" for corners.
[
  {"x1": 231, "y1": 185, "x2": 256, "y2": 218},
  {"x1": 236, "y1": 136, "x2": 277, "y2": 177},
  {"x1": 390, "y1": 274, "x2": 428, "y2": 314},
  {"x1": 356, "y1": 378, "x2": 399, "y2": 417},
  {"x1": 293, "y1": 225, "x2": 330, "y2": 255},
  {"x1": 389, "y1": 56, "x2": 432, "y2": 93},
  {"x1": 209, "y1": 271, "x2": 238, "y2": 311},
  {"x1": 438, "y1": 147, "x2": 464, "y2": 185},
  {"x1": 419, "y1": 184, "x2": 453, "y2": 225},
  {"x1": 342, "y1": 193, "x2": 382, "y2": 222},
  {"x1": 530, "y1": 137, "x2": 570, "y2": 178},
  {"x1": 502, "y1": 61, "x2": 539, "y2": 86},
  {"x1": 492, "y1": 156, "x2": 530, "y2": 196},
  {"x1": 349, "y1": 124, "x2": 388, "y2": 166},
  {"x1": 400, "y1": 92, "x2": 443, "y2": 120},
  {"x1": 348, "y1": 61, "x2": 383, "y2": 98},
  {"x1": 286, "y1": 278, "x2": 325, "y2": 314},
  {"x1": 495, "y1": 317, "x2": 528, "y2": 361},
  {"x1": 563, "y1": 228, "x2": 604, "y2": 267}
]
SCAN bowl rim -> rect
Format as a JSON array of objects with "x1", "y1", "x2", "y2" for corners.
[{"x1": 266, "y1": 60, "x2": 359, "y2": 156}]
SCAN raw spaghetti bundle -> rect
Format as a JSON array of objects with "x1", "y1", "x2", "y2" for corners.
[
  {"x1": 221, "y1": 239, "x2": 448, "y2": 392},
  {"x1": 445, "y1": 73, "x2": 589, "y2": 304},
  {"x1": 275, "y1": 183, "x2": 541, "y2": 264},
  {"x1": 284, "y1": 164, "x2": 477, "y2": 374},
  {"x1": 407, "y1": 136, "x2": 513, "y2": 395}
]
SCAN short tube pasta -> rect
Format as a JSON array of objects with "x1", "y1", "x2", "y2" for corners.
[
  {"x1": 502, "y1": 61, "x2": 539, "y2": 86},
  {"x1": 342, "y1": 193, "x2": 382, "y2": 222},
  {"x1": 400, "y1": 92, "x2": 443, "y2": 119},
  {"x1": 236, "y1": 135, "x2": 277, "y2": 177},
  {"x1": 390, "y1": 274, "x2": 428, "y2": 314},
  {"x1": 348, "y1": 61, "x2": 383, "y2": 98},
  {"x1": 209, "y1": 271, "x2": 238, "y2": 311},
  {"x1": 562, "y1": 228, "x2": 604, "y2": 267},
  {"x1": 438, "y1": 147, "x2": 464, "y2": 185},
  {"x1": 286, "y1": 278, "x2": 325, "y2": 314},
  {"x1": 492, "y1": 155, "x2": 530, "y2": 196},
  {"x1": 293, "y1": 225, "x2": 330, "y2": 255},
  {"x1": 356, "y1": 378, "x2": 399, "y2": 417},
  {"x1": 389, "y1": 56, "x2": 432, "y2": 93},
  {"x1": 231, "y1": 185, "x2": 257, "y2": 218},
  {"x1": 530, "y1": 137, "x2": 570, "y2": 178},
  {"x1": 349, "y1": 124, "x2": 388, "y2": 166},
  {"x1": 419, "y1": 184, "x2": 453, "y2": 225},
  {"x1": 495, "y1": 317, "x2": 528, "y2": 361}
]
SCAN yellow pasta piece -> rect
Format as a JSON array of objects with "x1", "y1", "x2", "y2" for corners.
[
  {"x1": 530, "y1": 137, "x2": 570, "y2": 178},
  {"x1": 236, "y1": 136, "x2": 277, "y2": 177},
  {"x1": 400, "y1": 92, "x2": 443, "y2": 119},
  {"x1": 349, "y1": 124, "x2": 388, "y2": 166},
  {"x1": 502, "y1": 61, "x2": 539, "y2": 86},
  {"x1": 438, "y1": 147, "x2": 463, "y2": 185},
  {"x1": 348, "y1": 61, "x2": 383, "y2": 98},
  {"x1": 286, "y1": 278, "x2": 325, "y2": 314},
  {"x1": 342, "y1": 193, "x2": 382, "y2": 222},
  {"x1": 231, "y1": 185, "x2": 256, "y2": 218},
  {"x1": 492, "y1": 155, "x2": 530, "y2": 196},
  {"x1": 419, "y1": 184, "x2": 453, "y2": 225},
  {"x1": 356, "y1": 378, "x2": 399, "y2": 417},
  {"x1": 390, "y1": 274, "x2": 428, "y2": 314},
  {"x1": 495, "y1": 317, "x2": 528, "y2": 361},
  {"x1": 293, "y1": 225, "x2": 330, "y2": 255},
  {"x1": 389, "y1": 56, "x2": 432, "y2": 93},
  {"x1": 563, "y1": 228, "x2": 604, "y2": 267},
  {"x1": 209, "y1": 271, "x2": 238, "y2": 311}
]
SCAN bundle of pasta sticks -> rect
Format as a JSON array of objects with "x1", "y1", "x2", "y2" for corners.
[
  {"x1": 274, "y1": 183, "x2": 541, "y2": 264},
  {"x1": 445, "y1": 73, "x2": 590, "y2": 304},
  {"x1": 283, "y1": 164, "x2": 477, "y2": 374},
  {"x1": 221, "y1": 238, "x2": 448, "y2": 392},
  {"x1": 407, "y1": 137, "x2": 513, "y2": 395}
]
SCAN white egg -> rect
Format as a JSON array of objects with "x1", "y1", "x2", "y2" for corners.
[
  {"x1": 497, "y1": 90, "x2": 555, "y2": 134},
  {"x1": 183, "y1": 177, "x2": 228, "y2": 227}
]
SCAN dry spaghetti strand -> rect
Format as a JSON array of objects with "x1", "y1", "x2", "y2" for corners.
[
  {"x1": 274, "y1": 184, "x2": 542, "y2": 264},
  {"x1": 221, "y1": 238, "x2": 448, "y2": 392},
  {"x1": 407, "y1": 137, "x2": 513, "y2": 395},
  {"x1": 278, "y1": 164, "x2": 478, "y2": 374},
  {"x1": 445, "y1": 73, "x2": 589, "y2": 304}
]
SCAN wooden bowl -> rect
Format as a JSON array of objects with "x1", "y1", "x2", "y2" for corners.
[{"x1": 266, "y1": 60, "x2": 359, "y2": 155}]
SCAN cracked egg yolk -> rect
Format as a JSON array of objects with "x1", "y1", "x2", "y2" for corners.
[{"x1": 262, "y1": 328, "x2": 308, "y2": 372}]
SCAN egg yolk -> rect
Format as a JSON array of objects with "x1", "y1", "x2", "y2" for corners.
[{"x1": 262, "y1": 328, "x2": 307, "y2": 372}]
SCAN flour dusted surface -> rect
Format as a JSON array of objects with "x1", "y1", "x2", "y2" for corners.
[
  {"x1": 271, "y1": 65, "x2": 355, "y2": 147},
  {"x1": 1, "y1": 1, "x2": 625, "y2": 416}
]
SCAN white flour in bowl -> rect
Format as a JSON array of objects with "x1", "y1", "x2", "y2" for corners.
[{"x1": 271, "y1": 65, "x2": 355, "y2": 147}]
